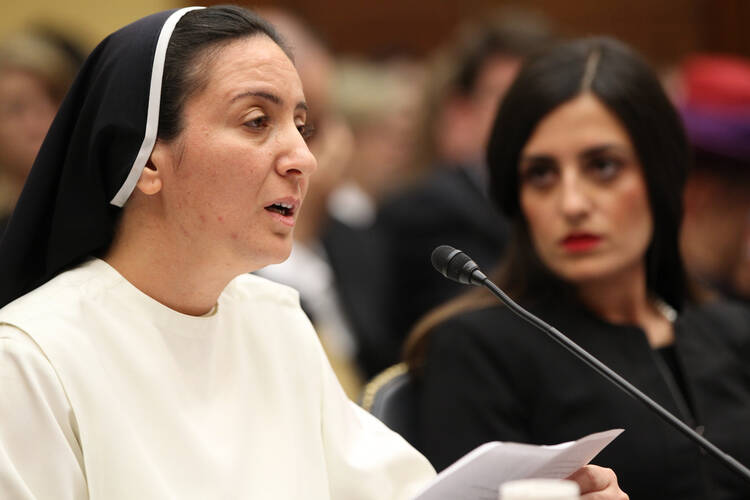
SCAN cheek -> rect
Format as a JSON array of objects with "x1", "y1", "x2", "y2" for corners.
[
  {"x1": 520, "y1": 192, "x2": 555, "y2": 248},
  {"x1": 613, "y1": 180, "x2": 653, "y2": 251}
]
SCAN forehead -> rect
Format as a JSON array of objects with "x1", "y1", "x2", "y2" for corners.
[
  {"x1": 192, "y1": 35, "x2": 304, "y2": 107},
  {"x1": 523, "y1": 93, "x2": 633, "y2": 153}
]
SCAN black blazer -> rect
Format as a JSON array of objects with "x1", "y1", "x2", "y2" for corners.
[
  {"x1": 321, "y1": 216, "x2": 396, "y2": 378},
  {"x1": 375, "y1": 166, "x2": 509, "y2": 362},
  {"x1": 418, "y1": 298, "x2": 750, "y2": 500}
]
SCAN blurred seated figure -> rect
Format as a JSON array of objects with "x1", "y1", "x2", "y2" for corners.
[
  {"x1": 678, "y1": 54, "x2": 750, "y2": 302},
  {"x1": 374, "y1": 9, "x2": 555, "y2": 366},
  {"x1": 404, "y1": 37, "x2": 750, "y2": 499},
  {"x1": 328, "y1": 57, "x2": 425, "y2": 227},
  {"x1": 324, "y1": 59, "x2": 426, "y2": 379},
  {"x1": 0, "y1": 29, "x2": 82, "y2": 233}
]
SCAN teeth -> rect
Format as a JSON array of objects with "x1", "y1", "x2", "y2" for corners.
[{"x1": 277, "y1": 202, "x2": 293, "y2": 209}]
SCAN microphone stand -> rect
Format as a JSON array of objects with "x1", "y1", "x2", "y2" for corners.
[{"x1": 432, "y1": 245, "x2": 750, "y2": 484}]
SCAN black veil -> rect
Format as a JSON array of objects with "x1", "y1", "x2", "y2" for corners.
[{"x1": 0, "y1": 7, "x2": 202, "y2": 308}]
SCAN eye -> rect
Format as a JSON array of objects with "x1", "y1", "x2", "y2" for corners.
[
  {"x1": 520, "y1": 161, "x2": 558, "y2": 189},
  {"x1": 297, "y1": 122, "x2": 315, "y2": 142},
  {"x1": 244, "y1": 115, "x2": 270, "y2": 130},
  {"x1": 587, "y1": 156, "x2": 622, "y2": 181}
]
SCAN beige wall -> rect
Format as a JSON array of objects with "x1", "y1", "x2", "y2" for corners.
[{"x1": 0, "y1": 0, "x2": 180, "y2": 51}]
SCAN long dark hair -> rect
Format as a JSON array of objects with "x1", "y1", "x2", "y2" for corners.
[
  {"x1": 489, "y1": 36, "x2": 690, "y2": 310},
  {"x1": 405, "y1": 37, "x2": 694, "y2": 372}
]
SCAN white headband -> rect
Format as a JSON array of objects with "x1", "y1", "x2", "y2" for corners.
[{"x1": 110, "y1": 6, "x2": 204, "y2": 207}]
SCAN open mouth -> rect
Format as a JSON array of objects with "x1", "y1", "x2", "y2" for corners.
[{"x1": 265, "y1": 202, "x2": 295, "y2": 217}]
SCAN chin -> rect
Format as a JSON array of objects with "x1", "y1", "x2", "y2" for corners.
[
  {"x1": 267, "y1": 241, "x2": 294, "y2": 265},
  {"x1": 240, "y1": 242, "x2": 294, "y2": 273}
]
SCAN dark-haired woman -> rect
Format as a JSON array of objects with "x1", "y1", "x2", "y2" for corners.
[{"x1": 406, "y1": 37, "x2": 750, "y2": 500}]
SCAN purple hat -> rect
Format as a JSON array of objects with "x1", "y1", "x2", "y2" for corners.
[{"x1": 679, "y1": 54, "x2": 750, "y2": 161}]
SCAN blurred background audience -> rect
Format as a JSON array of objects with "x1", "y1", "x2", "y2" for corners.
[
  {"x1": 676, "y1": 54, "x2": 750, "y2": 303},
  {"x1": 0, "y1": 28, "x2": 83, "y2": 234},
  {"x1": 373, "y1": 9, "x2": 556, "y2": 371}
]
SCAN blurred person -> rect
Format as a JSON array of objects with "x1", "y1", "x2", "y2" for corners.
[
  {"x1": 324, "y1": 58, "x2": 426, "y2": 379},
  {"x1": 0, "y1": 30, "x2": 81, "y2": 233},
  {"x1": 0, "y1": 7, "x2": 627, "y2": 499},
  {"x1": 328, "y1": 57, "x2": 425, "y2": 225},
  {"x1": 404, "y1": 37, "x2": 750, "y2": 499},
  {"x1": 374, "y1": 8, "x2": 556, "y2": 368},
  {"x1": 678, "y1": 54, "x2": 750, "y2": 302}
]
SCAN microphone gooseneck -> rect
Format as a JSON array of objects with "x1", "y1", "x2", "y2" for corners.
[{"x1": 430, "y1": 245, "x2": 750, "y2": 484}]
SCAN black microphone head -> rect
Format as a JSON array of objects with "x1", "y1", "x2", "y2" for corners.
[
  {"x1": 431, "y1": 245, "x2": 461, "y2": 277},
  {"x1": 431, "y1": 245, "x2": 487, "y2": 286}
]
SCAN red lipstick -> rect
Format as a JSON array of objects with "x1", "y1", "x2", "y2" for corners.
[{"x1": 561, "y1": 233, "x2": 601, "y2": 252}]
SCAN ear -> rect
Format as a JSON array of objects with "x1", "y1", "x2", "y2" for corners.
[{"x1": 136, "y1": 140, "x2": 170, "y2": 195}]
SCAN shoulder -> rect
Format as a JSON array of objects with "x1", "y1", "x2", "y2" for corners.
[
  {"x1": 428, "y1": 304, "x2": 544, "y2": 358},
  {"x1": 222, "y1": 273, "x2": 312, "y2": 337},
  {"x1": 0, "y1": 323, "x2": 62, "y2": 388},
  {"x1": 225, "y1": 272, "x2": 301, "y2": 308},
  {"x1": 679, "y1": 299, "x2": 750, "y2": 346},
  {"x1": 378, "y1": 169, "x2": 476, "y2": 221},
  {"x1": 223, "y1": 273, "x2": 321, "y2": 350},
  {"x1": 0, "y1": 259, "x2": 109, "y2": 324}
]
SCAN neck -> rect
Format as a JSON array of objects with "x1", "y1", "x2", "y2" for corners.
[
  {"x1": 103, "y1": 206, "x2": 240, "y2": 316},
  {"x1": 575, "y1": 262, "x2": 674, "y2": 347}
]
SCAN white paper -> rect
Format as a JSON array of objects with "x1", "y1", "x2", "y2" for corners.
[{"x1": 413, "y1": 429, "x2": 623, "y2": 500}]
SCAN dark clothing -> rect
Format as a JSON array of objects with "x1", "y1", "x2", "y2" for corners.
[
  {"x1": 0, "y1": 9, "x2": 187, "y2": 308},
  {"x1": 321, "y1": 217, "x2": 395, "y2": 378},
  {"x1": 419, "y1": 298, "x2": 750, "y2": 499},
  {"x1": 0, "y1": 213, "x2": 9, "y2": 238},
  {"x1": 375, "y1": 166, "x2": 509, "y2": 365}
]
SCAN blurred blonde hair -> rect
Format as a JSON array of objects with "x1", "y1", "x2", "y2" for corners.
[{"x1": 0, "y1": 30, "x2": 81, "y2": 102}]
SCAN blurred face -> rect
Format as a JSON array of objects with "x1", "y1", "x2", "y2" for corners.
[
  {"x1": 519, "y1": 93, "x2": 653, "y2": 286},
  {"x1": 0, "y1": 69, "x2": 57, "y2": 178},
  {"x1": 472, "y1": 55, "x2": 522, "y2": 153},
  {"x1": 151, "y1": 35, "x2": 316, "y2": 271},
  {"x1": 681, "y1": 173, "x2": 750, "y2": 298},
  {"x1": 436, "y1": 55, "x2": 521, "y2": 164}
]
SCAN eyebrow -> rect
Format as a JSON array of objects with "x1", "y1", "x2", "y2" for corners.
[
  {"x1": 578, "y1": 144, "x2": 632, "y2": 160},
  {"x1": 521, "y1": 144, "x2": 631, "y2": 163},
  {"x1": 230, "y1": 90, "x2": 308, "y2": 112}
]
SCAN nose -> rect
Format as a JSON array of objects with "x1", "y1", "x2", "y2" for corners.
[
  {"x1": 558, "y1": 170, "x2": 591, "y2": 222},
  {"x1": 276, "y1": 124, "x2": 318, "y2": 179}
]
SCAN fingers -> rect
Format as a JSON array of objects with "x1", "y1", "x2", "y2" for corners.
[{"x1": 567, "y1": 465, "x2": 629, "y2": 500}]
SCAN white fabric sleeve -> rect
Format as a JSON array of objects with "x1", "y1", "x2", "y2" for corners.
[
  {"x1": 0, "y1": 326, "x2": 88, "y2": 500},
  {"x1": 314, "y1": 333, "x2": 436, "y2": 500}
]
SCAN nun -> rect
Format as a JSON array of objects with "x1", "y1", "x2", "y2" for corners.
[{"x1": 0, "y1": 6, "x2": 626, "y2": 500}]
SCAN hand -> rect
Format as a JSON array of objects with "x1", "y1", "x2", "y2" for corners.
[{"x1": 567, "y1": 465, "x2": 628, "y2": 500}]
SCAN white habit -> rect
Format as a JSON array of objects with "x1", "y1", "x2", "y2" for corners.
[{"x1": 0, "y1": 258, "x2": 435, "y2": 499}]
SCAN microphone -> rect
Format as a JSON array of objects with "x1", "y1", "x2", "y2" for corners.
[{"x1": 431, "y1": 244, "x2": 750, "y2": 484}]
